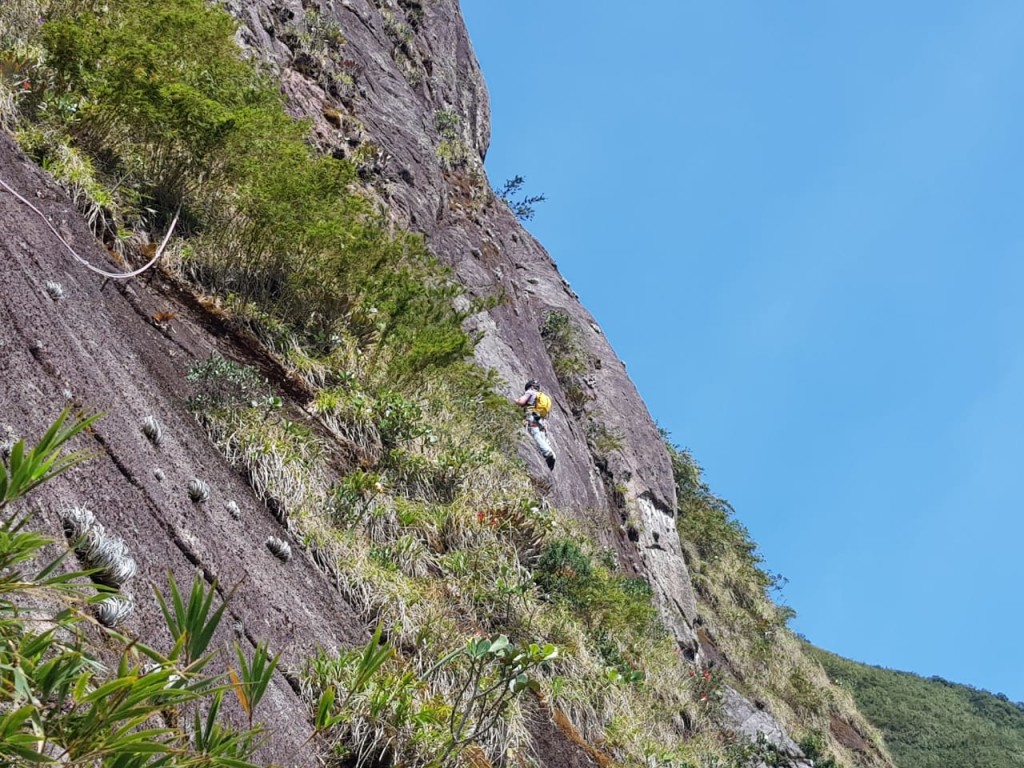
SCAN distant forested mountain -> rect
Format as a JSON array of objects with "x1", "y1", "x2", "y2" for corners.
[{"x1": 810, "y1": 646, "x2": 1024, "y2": 768}]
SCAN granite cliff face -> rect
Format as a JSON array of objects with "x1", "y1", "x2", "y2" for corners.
[
  {"x1": 224, "y1": 0, "x2": 825, "y2": 760},
  {"x1": 0, "y1": 0, "x2": 853, "y2": 764},
  {"x1": 226, "y1": 0, "x2": 701, "y2": 656},
  {"x1": 0, "y1": 136, "x2": 359, "y2": 765}
]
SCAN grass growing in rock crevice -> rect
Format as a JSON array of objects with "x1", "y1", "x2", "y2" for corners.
[{"x1": 185, "y1": 353, "x2": 723, "y2": 766}]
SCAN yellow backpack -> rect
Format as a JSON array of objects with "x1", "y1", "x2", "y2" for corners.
[{"x1": 534, "y1": 391, "x2": 552, "y2": 418}]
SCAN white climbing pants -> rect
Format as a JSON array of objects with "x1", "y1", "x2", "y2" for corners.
[{"x1": 527, "y1": 417, "x2": 555, "y2": 459}]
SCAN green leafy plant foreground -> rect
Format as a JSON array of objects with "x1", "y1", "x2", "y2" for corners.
[
  {"x1": 0, "y1": 411, "x2": 276, "y2": 766},
  {"x1": 0, "y1": 406, "x2": 98, "y2": 510}
]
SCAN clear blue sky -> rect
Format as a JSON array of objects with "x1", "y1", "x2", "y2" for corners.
[{"x1": 461, "y1": 1, "x2": 1024, "y2": 702}]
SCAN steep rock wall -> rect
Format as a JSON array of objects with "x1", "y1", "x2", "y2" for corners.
[
  {"x1": 0, "y1": 132, "x2": 604, "y2": 768},
  {"x1": 0, "y1": 0, "x2": 825, "y2": 761},
  {"x1": 0, "y1": 136, "x2": 361, "y2": 764},
  {"x1": 225, "y1": 0, "x2": 700, "y2": 653}
]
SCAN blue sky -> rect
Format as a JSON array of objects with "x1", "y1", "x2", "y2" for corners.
[{"x1": 461, "y1": 1, "x2": 1024, "y2": 701}]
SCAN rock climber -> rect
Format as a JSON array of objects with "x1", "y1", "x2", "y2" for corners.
[{"x1": 514, "y1": 379, "x2": 556, "y2": 470}]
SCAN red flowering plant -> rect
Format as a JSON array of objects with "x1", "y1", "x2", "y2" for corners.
[
  {"x1": 688, "y1": 663, "x2": 722, "y2": 706},
  {"x1": 473, "y1": 499, "x2": 551, "y2": 562}
]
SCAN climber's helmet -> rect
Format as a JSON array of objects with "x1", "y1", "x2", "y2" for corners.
[{"x1": 525, "y1": 379, "x2": 540, "y2": 392}]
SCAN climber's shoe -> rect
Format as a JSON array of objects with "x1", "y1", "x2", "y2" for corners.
[{"x1": 545, "y1": 454, "x2": 556, "y2": 470}]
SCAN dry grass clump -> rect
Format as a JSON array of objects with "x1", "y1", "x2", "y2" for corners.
[{"x1": 194, "y1": 399, "x2": 330, "y2": 531}]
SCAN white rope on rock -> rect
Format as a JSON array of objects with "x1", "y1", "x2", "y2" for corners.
[{"x1": 0, "y1": 175, "x2": 179, "y2": 280}]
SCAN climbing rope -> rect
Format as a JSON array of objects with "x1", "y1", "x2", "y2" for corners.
[{"x1": 0, "y1": 175, "x2": 179, "y2": 280}]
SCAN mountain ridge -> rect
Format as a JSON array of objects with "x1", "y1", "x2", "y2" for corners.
[{"x1": 811, "y1": 645, "x2": 1024, "y2": 768}]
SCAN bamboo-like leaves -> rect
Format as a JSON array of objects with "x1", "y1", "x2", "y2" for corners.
[
  {"x1": 315, "y1": 684, "x2": 343, "y2": 731},
  {"x1": 0, "y1": 407, "x2": 100, "y2": 511},
  {"x1": 154, "y1": 572, "x2": 227, "y2": 670},
  {"x1": 230, "y1": 640, "x2": 279, "y2": 727},
  {"x1": 193, "y1": 690, "x2": 261, "y2": 762},
  {"x1": 311, "y1": 623, "x2": 394, "y2": 735},
  {"x1": 351, "y1": 623, "x2": 394, "y2": 696},
  {"x1": 0, "y1": 410, "x2": 270, "y2": 766}
]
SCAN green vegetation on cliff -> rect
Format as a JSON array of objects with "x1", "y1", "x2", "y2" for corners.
[
  {"x1": 667, "y1": 440, "x2": 893, "y2": 768},
  {"x1": 2, "y1": 0, "x2": 473, "y2": 386},
  {"x1": 0, "y1": 1, "x2": 939, "y2": 767},
  {"x1": 811, "y1": 647, "x2": 1024, "y2": 768},
  {"x1": 0, "y1": 1, "x2": 721, "y2": 765}
]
